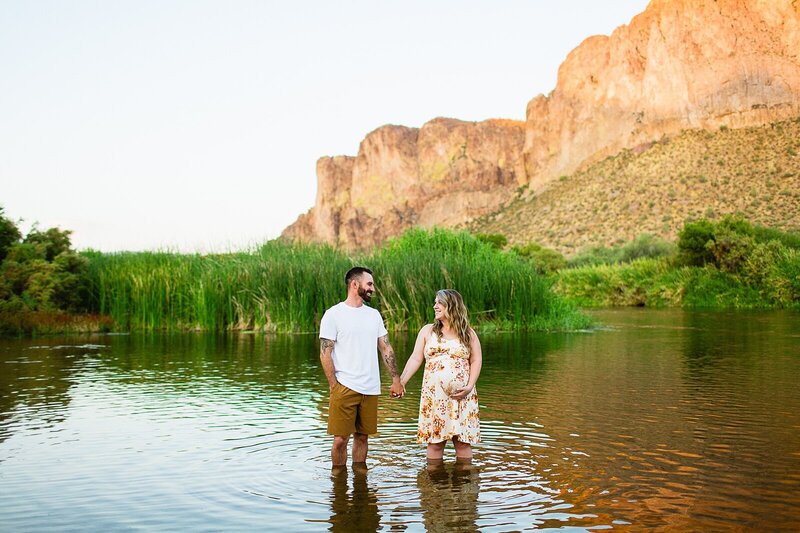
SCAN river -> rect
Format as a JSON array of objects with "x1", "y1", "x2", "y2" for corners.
[{"x1": 1, "y1": 309, "x2": 799, "y2": 531}]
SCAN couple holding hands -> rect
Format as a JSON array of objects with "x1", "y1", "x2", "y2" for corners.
[{"x1": 320, "y1": 267, "x2": 482, "y2": 466}]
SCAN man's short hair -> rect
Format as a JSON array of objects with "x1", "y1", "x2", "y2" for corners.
[{"x1": 345, "y1": 266, "x2": 373, "y2": 286}]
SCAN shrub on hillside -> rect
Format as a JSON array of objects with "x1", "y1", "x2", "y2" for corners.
[
  {"x1": 475, "y1": 233, "x2": 508, "y2": 250},
  {"x1": 677, "y1": 215, "x2": 763, "y2": 271},
  {"x1": 569, "y1": 233, "x2": 675, "y2": 267},
  {"x1": 705, "y1": 227, "x2": 754, "y2": 273},
  {"x1": 677, "y1": 219, "x2": 716, "y2": 266},
  {"x1": 752, "y1": 225, "x2": 800, "y2": 250},
  {"x1": 619, "y1": 234, "x2": 676, "y2": 263},
  {"x1": 511, "y1": 242, "x2": 567, "y2": 275}
]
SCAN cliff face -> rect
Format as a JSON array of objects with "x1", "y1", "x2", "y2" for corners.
[
  {"x1": 284, "y1": 0, "x2": 800, "y2": 248},
  {"x1": 524, "y1": 0, "x2": 800, "y2": 187},
  {"x1": 283, "y1": 118, "x2": 526, "y2": 248}
]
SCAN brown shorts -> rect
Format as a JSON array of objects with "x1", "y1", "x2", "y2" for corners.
[{"x1": 327, "y1": 383, "x2": 378, "y2": 436}]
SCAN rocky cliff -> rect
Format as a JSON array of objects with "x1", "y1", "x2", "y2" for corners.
[
  {"x1": 524, "y1": 0, "x2": 800, "y2": 188},
  {"x1": 284, "y1": 0, "x2": 800, "y2": 248},
  {"x1": 283, "y1": 118, "x2": 526, "y2": 248}
]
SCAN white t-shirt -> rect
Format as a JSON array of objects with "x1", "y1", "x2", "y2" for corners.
[{"x1": 319, "y1": 302, "x2": 388, "y2": 395}]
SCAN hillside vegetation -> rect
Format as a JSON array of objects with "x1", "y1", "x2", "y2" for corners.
[
  {"x1": 469, "y1": 118, "x2": 800, "y2": 255},
  {"x1": 552, "y1": 216, "x2": 800, "y2": 309}
]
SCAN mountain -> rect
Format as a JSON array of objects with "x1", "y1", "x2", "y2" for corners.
[
  {"x1": 283, "y1": 0, "x2": 800, "y2": 249},
  {"x1": 283, "y1": 118, "x2": 525, "y2": 247},
  {"x1": 470, "y1": 117, "x2": 800, "y2": 254}
]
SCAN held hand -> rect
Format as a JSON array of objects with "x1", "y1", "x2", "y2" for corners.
[
  {"x1": 329, "y1": 381, "x2": 338, "y2": 393},
  {"x1": 389, "y1": 381, "x2": 405, "y2": 399},
  {"x1": 450, "y1": 384, "x2": 473, "y2": 400}
]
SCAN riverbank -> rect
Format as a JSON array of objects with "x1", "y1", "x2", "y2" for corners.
[
  {"x1": 553, "y1": 217, "x2": 800, "y2": 309},
  {"x1": 555, "y1": 257, "x2": 800, "y2": 308},
  {"x1": 4, "y1": 216, "x2": 798, "y2": 337},
  {"x1": 0, "y1": 311, "x2": 114, "y2": 337}
]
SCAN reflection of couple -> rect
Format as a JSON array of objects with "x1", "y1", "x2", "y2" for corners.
[
  {"x1": 319, "y1": 267, "x2": 482, "y2": 466},
  {"x1": 328, "y1": 460, "x2": 480, "y2": 533}
]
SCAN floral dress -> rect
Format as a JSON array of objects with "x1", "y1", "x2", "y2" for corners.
[{"x1": 417, "y1": 333, "x2": 481, "y2": 444}]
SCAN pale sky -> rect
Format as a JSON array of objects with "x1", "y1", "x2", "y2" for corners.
[{"x1": 0, "y1": 0, "x2": 650, "y2": 252}]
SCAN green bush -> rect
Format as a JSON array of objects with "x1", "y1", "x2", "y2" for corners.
[
  {"x1": 569, "y1": 233, "x2": 675, "y2": 267},
  {"x1": 677, "y1": 215, "x2": 764, "y2": 272},
  {"x1": 558, "y1": 217, "x2": 800, "y2": 310},
  {"x1": 705, "y1": 227, "x2": 754, "y2": 273},
  {"x1": 568, "y1": 245, "x2": 622, "y2": 267},
  {"x1": 511, "y1": 242, "x2": 567, "y2": 275},
  {"x1": 677, "y1": 219, "x2": 716, "y2": 266},
  {"x1": 0, "y1": 213, "x2": 91, "y2": 325},
  {"x1": 776, "y1": 249, "x2": 800, "y2": 304},
  {"x1": 475, "y1": 232, "x2": 508, "y2": 250},
  {"x1": 752, "y1": 225, "x2": 800, "y2": 250},
  {"x1": 619, "y1": 233, "x2": 676, "y2": 263},
  {"x1": 0, "y1": 207, "x2": 22, "y2": 263},
  {"x1": 24, "y1": 227, "x2": 73, "y2": 261}
]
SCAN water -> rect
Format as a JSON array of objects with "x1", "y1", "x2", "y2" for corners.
[{"x1": 1, "y1": 309, "x2": 799, "y2": 531}]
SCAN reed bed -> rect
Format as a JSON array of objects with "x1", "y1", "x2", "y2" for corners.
[{"x1": 87, "y1": 229, "x2": 591, "y2": 333}]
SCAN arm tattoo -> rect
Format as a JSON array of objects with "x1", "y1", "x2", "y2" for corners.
[
  {"x1": 380, "y1": 335, "x2": 399, "y2": 377},
  {"x1": 320, "y1": 338, "x2": 334, "y2": 353}
]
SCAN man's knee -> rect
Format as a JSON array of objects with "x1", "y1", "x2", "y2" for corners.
[
  {"x1": 353, "y1": 432, "x2": 368, "y2": 444},
  {"x1": 332, "y1": 435, "x2": 349, "y2": 449}
]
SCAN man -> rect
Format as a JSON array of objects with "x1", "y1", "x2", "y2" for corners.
[{"x1": 320, "y1": 266, "x2": 405, "y2": 467}]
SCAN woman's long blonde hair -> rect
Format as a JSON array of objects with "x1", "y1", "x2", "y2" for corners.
[{"x1": 432, "y1": 289, "x2": 472, "y2": 349}]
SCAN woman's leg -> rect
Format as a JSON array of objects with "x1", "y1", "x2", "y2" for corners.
[
  {"x1": 453, "y1": 437, "x2": 472, "y2": 461},
  {"x1": 426, "y1": 441, "x2": 446, "y2": 462}
]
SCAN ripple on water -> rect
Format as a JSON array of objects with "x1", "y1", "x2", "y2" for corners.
[{"x1": 3, "y1": 317, "x2": 800, "y2": 531}]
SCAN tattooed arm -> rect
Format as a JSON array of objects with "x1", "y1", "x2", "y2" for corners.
[
  {"x1": 378, "y1": 334, "x2": 405, "y2": 398},
  {"x1": 320, "y1": 337, "x2": 337, "y2": 391}
]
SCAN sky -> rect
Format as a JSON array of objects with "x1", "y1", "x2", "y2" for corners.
[{"x1": 0, "y1": 0, "x2": 650, "y2": 252}]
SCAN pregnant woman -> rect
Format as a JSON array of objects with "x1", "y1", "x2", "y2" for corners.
[{"x1": 400, "y1": 289, "x2": 482, "y2": 462}]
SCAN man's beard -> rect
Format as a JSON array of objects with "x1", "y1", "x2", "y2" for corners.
[{"x1": 358, "y1": 286, "x2": 373, "y2": 302}]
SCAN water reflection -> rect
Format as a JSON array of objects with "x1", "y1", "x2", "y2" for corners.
[
  {"x1": 1, "y1": 310, "x2": 799, "y2": 531},
  {"x1": 0, "y1": 340, "x2": 95, "y2": 443},
  {"x1": 328, "y1": 464, "x2": 380, "y2": 533},
  {"x1": 417, "y1": 461, "x2": 480, "y2": 532}
]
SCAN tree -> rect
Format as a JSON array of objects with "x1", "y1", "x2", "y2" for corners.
[
  {"x1": 0, "y1": 207, "x2": 22, "y2": 263},
  {"x1": 677, "y1": 219, "x2": 716, "y2": 266},
  {"x1": 24, "y1": 226, "x2": 73, "y2": 261}
]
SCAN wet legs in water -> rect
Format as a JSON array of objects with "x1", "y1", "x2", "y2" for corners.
[
  {"x1": 331, "y1": 432, "x2": 368, "y2": 466},
  {"x1": 426, "y1": 436, "x2": 472, "y2": 463}
]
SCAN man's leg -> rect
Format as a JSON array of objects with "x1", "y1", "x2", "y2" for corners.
[
  {"x1": 352, "y1": 432, "x2": 368, "y2": 464},
  {"x1": 332, "y1": 435, "x2": 350, "y2": 466},
  {"x1": 329, "y1": 385, "x2": 359, "y2": 466},
  {"x1": 352, "y1": 393, "x2": 377, "y2": 465}
]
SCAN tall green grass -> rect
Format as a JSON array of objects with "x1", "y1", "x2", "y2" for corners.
[{"x1": 87, "y1": 229, "x2": 591, "y2": 333}]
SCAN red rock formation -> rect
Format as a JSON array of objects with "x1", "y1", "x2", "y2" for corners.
[
  {"x1": 523, "y1": 0, "x2": 800, "y2": 187},
  {"x1": 283, "y1": 118, "x2": 525, "y2": 248},
  {"x1": 284, "y1": 0, "x2": 800, "y2": 248}
]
